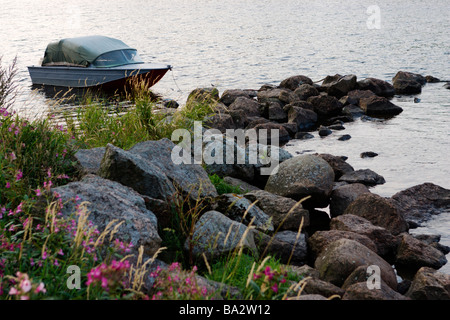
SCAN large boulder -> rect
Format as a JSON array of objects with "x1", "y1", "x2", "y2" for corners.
[
  {"x1": 257, "y1": 88, "x2": 298, "y2": 105},
  {"x1": 294, "y1": 84, "x2": 319, "y2": 100},
  {"x1": 330, "y1": 214, "x2": 399, "y2": 259},
  {"x1": 359, "y1": 95, "x2": 403, "y2": 116},
  {"x1": 329, "y1": 183, "x2": 370, "y2": 217},
  {"x1": 392, "y1": 71, "x2": 426, "y2": 94},
  {"x1": 185, "y1": 210, "x2": 258, "y2": 261},
  {"x1": 342, "y1": 281, "x2": 408, "y2": 300},
  {"x1": 405, "y1": 267, "x2": 450, "y2": 300},
  {"x1": 307, "y1": 95, "x2": 343, "y2": 120},
  {"x1": 228, "y1": 96, "x2": 262, "y2": 118},
  {"x1": 356, "y1": 77, "x2": 395, "y2": 97},
  {"x1": 244, "y1": 189, "x2": 310, "y2": 231},
  {"x1": 343, "y1": 193, "x2": 409, "y2": 235},
  {"x1": 314, "y1": 239, "x2": 398, "y2": 289},
  {"x1": 256, "y1": 231, "x2": 308, "y2": 266},
  {"x1": 52, "y1": 174, "x2": 162, "y2": 256},
  {"x1": 338, "y1": 168, "x2": 385, "y2": 186},
  {"x1": 265, "y1": 154, "x2": 335, "y2": 208},
  {"x1": 321, "y1": 74, "x2": 358, "y2": 98},
  {"x1": 286, "y1": 105, "x2": 318, "y2": 131},
  {"x1": 279, "y1": 75, "x2": 314, "y2": 91},
  {"x1": 390, "y1": 183, "x2": 450, "y2": 227},
  {"x1": 186, "y1": 87, "x2": 220, "y2": 106},
  {"x1": 316, "y1": 153, "x2": 354, "y2": 180},
  {"x1": 74, "y1": 147, "x2": 106, "y2": 175},
  {"x1": 219, "y1": 89, "x2": 256, "y2": 106},
  {"x1": 395, "y1": 233, "x2": 448, "y2": 272}
]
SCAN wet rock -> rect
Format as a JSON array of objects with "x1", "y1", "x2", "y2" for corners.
[
  {"x1": 220, "y1": 89, "x2": 256, "y2": 106},
  {"x1": 317, "y1": 153, "x2": 354, "y2": 180},
  {"x1": 266, "y1": 101, "x2": 288, "y2": 122},
  {"x1": 360, "y1": 151, "x2": 378, "y2": 158},
  {"x1": 356, "y1": 77, "x2": 395, "y2": 97},
  {"x1": 308, "y1": 230, "x2": 378, "y2": 259},
  {"x1": 307, "y1": 95, "x2": 343, "y2": 120},
  {"x1": 342, "y1": 104, "x2": 365, "y2": 118},
  {"x1": 405, "y1": 267, "x2": 450, "y2": 300},
  {"x1": 413, "y1": 234, "x2": 450, "y2": 255},
  {"x1": 393, "y1": 71, "x2": 427, "y2": 86},
  {"x1": 425, "y1": 75, "x2": 440, "y2": 83},
  {"x1": 294, "y1": 83, "x2": 319, "y2": 100},
  {"x1": 338, "y1": 168, "x2": 385, "y2": 186},
  {"x1": 294, "y1": 132, "x2": 314, "y2": 140},
  {"x1": 212, "y1": 193, "x2": 274, "y2": 232},
  {"x1": 257, "y1": 231, "x2": 308, "y2": 265},
  {"x1": 244, "y1": 189, "x2": 310, "y2": 231},
  {"x1": 265, "y1": 154, "x2": 335, "y2": 208},
  {"x1": 52, "y1": 174, "x2": 162, "y2": 256},
  {"x1": 359, "y1": 95, "x2": 403, "y2": 116},
  {"x1": 343, "y1": 193, "x2": 409, "y2": 235},
  {"x1": 257, "y1": 88, "x2": 298, "y2": 105},
  {"x1": 341, "y1": 89, "x2": 377, "y2": 106},
  {"x1": 342, "y1": 281, "x2": 409, "y2": 300},
  {"x1": 444, "y1": 82, "x2": 450, "y2": 90},
  {"x1": 186, "y1": 210, "x2": 258, "y2": 261},
  {"x1": 279, "y1": 75, "x2": 314, "y2": 91},
  {"x1": 321, "y1": 74, "x2": 358, "y2": 98},
  {"x1": 329, "y1": 183, "x2": 370, "y2": 217},
  {"x1": 162, "y1": 98, "x2": 179, "y2": 108},
  {"x1": 203, "y1": 113, "x2": 235, "y2": 133},
  {"x1": 328, "y1": 123, "x2": 345, "y2": 130},
  {"x1": 314, "y1": 238, "x2": 398, "y2": 289},
  {"x1": 74, "y1": 147, "x2": 106, "y2": 176},
  {"x1": 318, "y1": 126, "x2": 332, "y2": 137},
  {"x1": 330, "y1": 214, "x2": 399, "y2": 259},
  {"x1": 395, "y1": 233, "x2": 448, "y2": 271},
  {"x1": 337, "y1": 134, "x2": 351, "y2": 141},
  {"x1": 390, "y1": 183, "x2": 450, "y2": 227},
  {"x1": 392, "y1": 71, "x2": 426, "y2": 95},
  {"x1": 252, "y1": 122, "x2": 291, "y2": 144},
  {"x1": 228, "y1": 96, "x2": 262, "y2": 118},
  {"x1": 287, "y1": 106, "x2": 318, "y2": 131}
]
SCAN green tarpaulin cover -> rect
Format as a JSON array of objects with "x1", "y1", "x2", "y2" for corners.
[{"x1": 41, "y1": 35, "x2": 133, "y2": 67}]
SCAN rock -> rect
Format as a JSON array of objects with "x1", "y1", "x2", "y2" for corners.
[
  {"x1": 281, "y1": 122, "x2": 298, "y2": 136},
  {"x1": 287, "y1": 264, "x2": 320, "y2": 279},
  {"x1": 203, "y1": 113, "x2": 235, "y2": 133},
  {"x1": 329, "y1": 183, "x2": 370, "y2": 217},
  {"x1": 186, "y1": 87, "x2": 220, "y2": 106},
  {"x1": 413, "y1": 234, "x2": 450, "y2": 255},
  {"x1": 266, "y1": 101, "x2": 288, "y2": 122},
  {"x1": 52, "y1": 174, "x2": 162, "y2": 256},
  {"x1": 343, "y1": 193, "x2": 409, "y2": 235},
  {"x1": 314, "y1": 238, "x2": 398, "y2": 289},
  {"x1": 287, "y1": 106, "x2": 318, "y2": 131},
  {"x1": 444, "y1": 82, "x2": 450, "y2": 90},
  {"x1": 212, "y1": 193, "x2": 274, "y2": 232},
  {"x1": 356, "y1": 78, "x2": 395, "y2": 97},
  {"x1": 395, "y1": 233, "x2": 447, "y2": 271},
  {"x1": 257, "y1": 88, "x2": 298, "y2": 105},
  {"x1": 343, "y1": 89, "x2": 377, "y2": 106},
  {"x1": 307, "y1": 95, "x2": 343, "y2": 120},
  {"x1": 330, "y1": 214, "x2": 399, "y2": 259},
  {"x1": 308, "y1": 230, "x2": 378, "y2": 259},
  {"x1": 257, "y1": 231, "x2": 308, "y2": 265},
  {"x1": 321, "y1": 74, "x2": 358, "y2": 98},
  {"x1": 129, "y1": 139, "x2": 218, "y2": 200},
  {"x1": 393, "y1": 71, "x2": 427, "y2": 86},
  {"x1": 265, "y1": 154, "x2": 335, "y2": 208},
  {"x1": 186, "y1": 210, "x2": 258, "y2": 261},
  {"x1": 74, "y1": 147, "x2": 106, "y2": 175},
  {"x1": 294, "y1": 132, "x2": 314, "y2": 140},
  {"x1": 338, "y1": 168, "x2": 385, "y2": 186},
  {"x1": 390, "y1": 183, "x2": 450, "y2": 227},
  {"x1": 337, "y1": 134, "x2": 351, "y2": 141},
  {"x1": 425, "y1": 75, "x2": 440, "y2": 83},
  {"x1": 294, "y1": 84, "x2": 319, "y2": 100},
  {"x1": 393, "y1": 79, "x2": 422, "y2": 94},
  {"x1": 405, "y1": 267, "x2": 450, "y2": 300},
  {"x1": 318, "y1": 126, "x2": 332, "y2": 137},
  {"x1": 220, "y1": 89, "x2": 256, "y2": 106},
  {"x1": 98, "y1": 143, "x2": 176, "y2": 201},
  {"x1": 252, "y1": 122, "x2": 291, "y2": 144},
  {"x1": 162, "y1": 98, "x2": 179, "y2": 108},
  {"x1": 360, "y1": 151, "x2": 378, "y2": 158},
  {"x1": 228, "y1": 96, "x2": 262, "y2": 118},
  {"x1": 317, "y1": 153, "x2": 354, "y2": 180},
  {"x1": 342, "y1": 104, "x2": 364, "y2": 118},
  {"x1": 223, "y1": 176, "x2": 261, "y2": 193},
  {"x1": 244, "y1": 189, "x2": 310, "y2": 231},
  {"x1": 279, "y1": 75, "x2": 314, "y2": 91},
  {"x1": 302, "y1": 277, "x2": 345, "y2": 298},
  {"x1": 342, "y1": 281, "x2": 409, "y2": 300},
  {"x1": 359, "y1": 95, "x2": 403, "y2": 116},
  {"x1": 288, "y1": 294, "x2": 328, "y2": 300},
  {"x1": 327, "y1": 123, "x2": 345, "y2": 130}
]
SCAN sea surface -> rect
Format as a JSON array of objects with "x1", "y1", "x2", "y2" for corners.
[{"x1": 1, "y1": 0, "x2": 449, "y2": 274}]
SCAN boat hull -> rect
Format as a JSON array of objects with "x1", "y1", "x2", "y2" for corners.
[{"x1": 27, "y1": 63, "x2": 171, "y2": 89}]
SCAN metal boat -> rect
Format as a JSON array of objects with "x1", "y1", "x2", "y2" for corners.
[{"x1": 28, "y1": 35, "x2": 171, "y2": 90}]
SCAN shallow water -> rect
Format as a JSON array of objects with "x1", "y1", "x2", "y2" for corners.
[{"x1": 1, "y1": 0, "x2": 449, "y2": 274}]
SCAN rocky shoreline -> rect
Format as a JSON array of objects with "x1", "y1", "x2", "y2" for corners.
[{"x1": 59, "y1": 71, "x2": 450, "y2": 300}]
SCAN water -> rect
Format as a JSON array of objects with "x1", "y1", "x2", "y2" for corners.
[{"x1": 1, "y1": 0, "x2": 449, "y2": 273}]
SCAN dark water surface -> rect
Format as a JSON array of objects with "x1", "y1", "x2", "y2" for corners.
[{"x1": 1, "y1": 0, "x2": 449, "y2": 274}]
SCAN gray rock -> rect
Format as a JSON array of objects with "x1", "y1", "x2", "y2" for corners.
[
  {"x1": 360, "y1": 151, "x2": 378, "y2": 158},
  {"x1": 74, "y1": 147, "x2": 106, "y2": 175},
  {"x1": 307, "y1": 95, "x2": 343, "y2": 119},
  {"x1": 314, "y1": 238, "x2": 398, "y2": 289},
  {"x1": 244, "y1": 189, "x2": 310, "y2": 231},
  {"x1": 330, "y1": 183, "x2": 370, "y2": 217},
  {"x1": 337, "y1": 134, "x2": 352, "y2": 141},
  {"x1": 203, "y1": 113, "x2": 235, "y2": 133},
  {"x1": 288, "y1": 294, "x2": 328, "y2": 300},
  {"x1": 223, "y1": 176, "x2": 261, "y2": 193},
  {"x1": 343, "y1": 193, "x2": 409, "y2": 235},
  {"x1": 302, "y1": 277, "x2": 345, "y2": 298},
  {"x1": 257, "y1": 88, "x2": 298, "y2": 105},
  {"x1": 357, "y1": 78, "x2": 395, "y2": 97},
  {"x1": 287, "y1": 106, "x2": 318, "y2": 131},
  {"x1": 265, "y1": 154, "x2": 335, "y2": 208},
  {"x1": 294, "y1": 132, "x2": 314, "y2": 140},
  {"x1": 228, "y1": 96, "x2": 262, "y2": 118},
  {"x1": 342, "y1": 281, "x2": 409, "y2": 300},
  {"x1": 279, "y1": 75, "x2": 314, "y2": 91},
  {"x1": 317, "y1": 153, "x2": 354, "y2": 180},
  {"x1": 321, "y1": 74, "x2": 358, "y2": 98},
  {"x1": 52, "y1": 174, "x2": 162, "y2": 256},
  {"x1": 338, "y1": 168, "x2": 385, "y2": 186},
  {"x1": 405, "y1": 267, "x2": 450, "y2": 300},
  {"x1": 318, "y1": 126, "x2": 332, "y2": 137},
  {"x1": 359, "y1": 95, "x2": 403, "y2": 116},
  {"x1": 266, "y1": 101, "x2": 288, "y2": 122},
  {"x1": 257, "y1": 230, "x2": 308, "y2": 266},
  {"x1": 395, "y1": 233, "x2": 448, "y2": 271},
  {"x1": 219, "y1": 89, "x2": 256, "y2": 106},
  {"x1": 294, "y1": 83, "x2": 319, "y2": 100},
  {"x1": 185, "y1": 210, "x2": 258, "y2": 261},
  {"x1": 186, "y1": 87, "x2": 220, "y2": 106}
]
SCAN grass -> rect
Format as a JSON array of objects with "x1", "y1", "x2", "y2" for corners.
[{"x1": 1, "y1": 58, "x2": 312, "y2": 300}]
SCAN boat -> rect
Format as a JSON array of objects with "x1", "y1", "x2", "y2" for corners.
[{"x1": 28, "y1": 35, "x2": 171, "y2": 90}]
